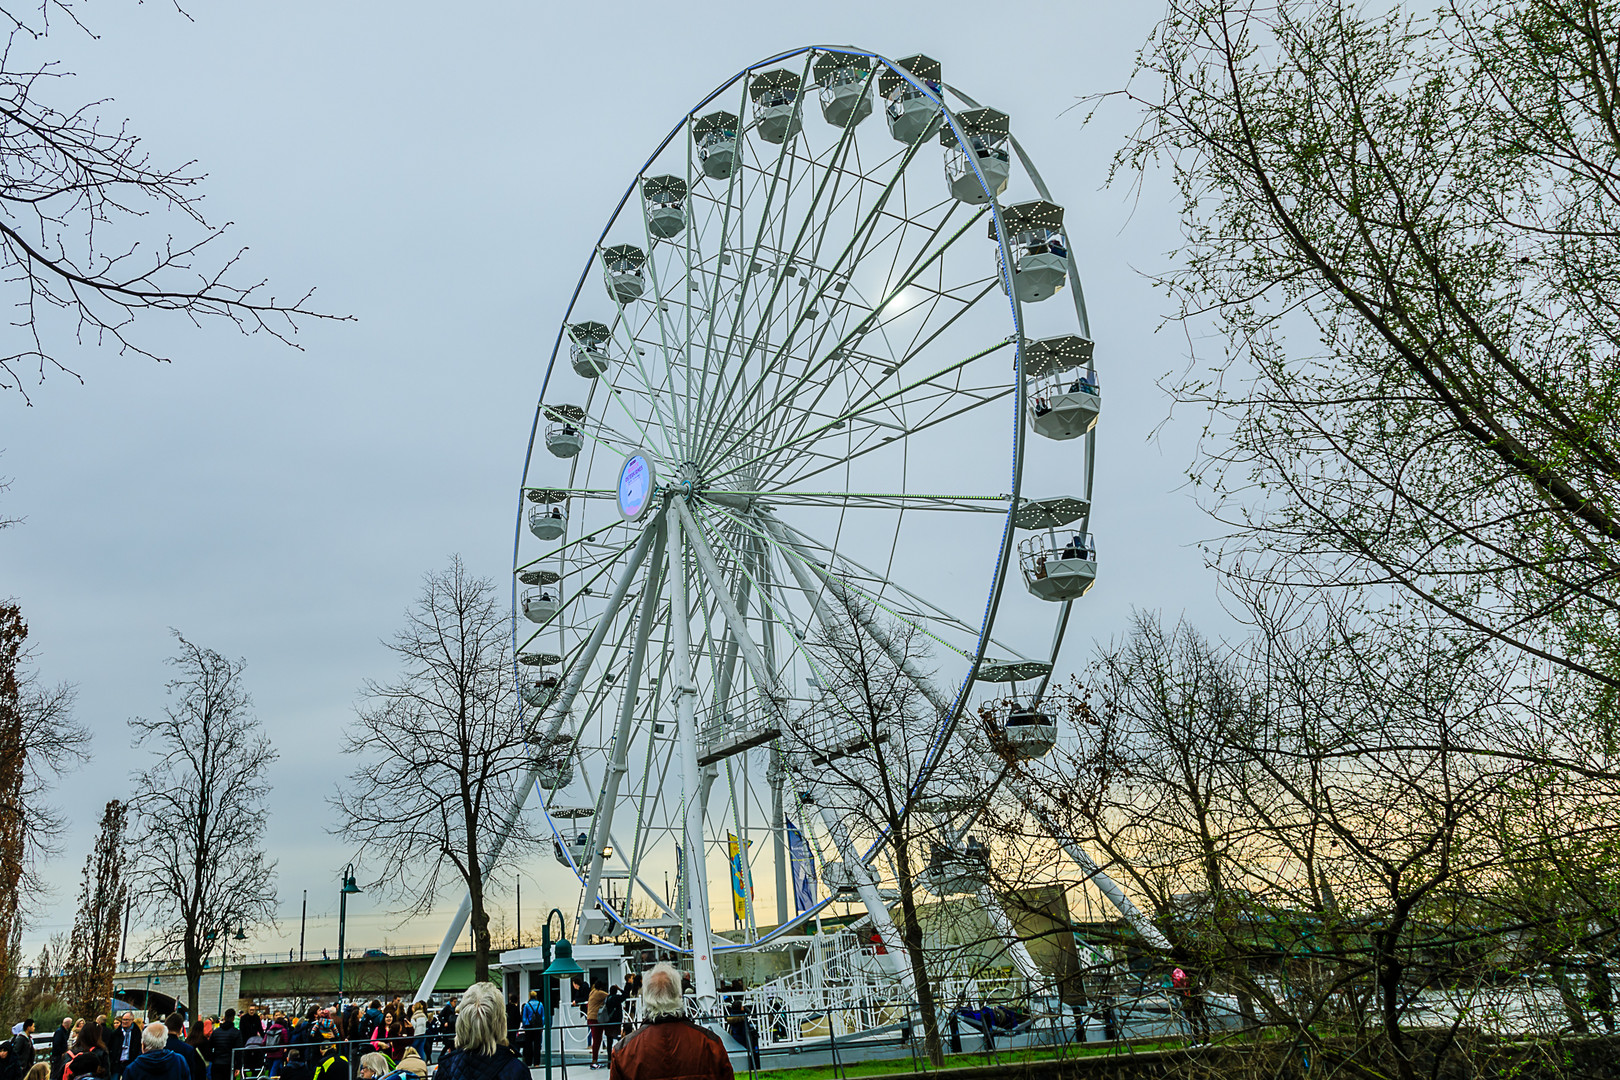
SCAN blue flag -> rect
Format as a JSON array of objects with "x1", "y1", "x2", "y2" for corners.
[{"x1": 785, "y1": 818, "x2": 817, "y2": 914}]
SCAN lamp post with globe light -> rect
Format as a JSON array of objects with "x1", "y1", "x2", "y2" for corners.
[
  {"x1": 206, "y1": 924, "x2": 248, "y2": 1016},
  {"x1": 337, "y1": 866, "x2": 362, "y2": 1002},
  {"x1": 541, "y1": 909, "x2": 580, "y2": 1080}
]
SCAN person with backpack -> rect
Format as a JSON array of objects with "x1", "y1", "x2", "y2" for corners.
[
  {"x1": 206, "y1": 1012, "x2": 243, "y2": 1080},
  {"x1": 0, "y1": 1038, "x2": 22, "y2": 1080},
  {"x1": 406, "y1": 1005, "x2": 428, "y2": 1065},
  {"x1": 50, "y1": 1019, "x2": 72, "y2": 1080},
  {"x1": 259, "y1": 1015, "x2": 289, "y2": 1079},
  {"x1": 518, "y1": 991, "x2": 545, "y2": 1068},
  {"x1": 434, "y1": 984, "x2": 524, "y2": 1080},
  {"x1": 598, "y1": 985, "x2": 626, "y2": 1068},
  {"x1": 64, "y1": 1027, "x2": 109, "y2": 1080},
  {"x1": 387, "y1": 1048, "x2": 426, "y2": 1080}
]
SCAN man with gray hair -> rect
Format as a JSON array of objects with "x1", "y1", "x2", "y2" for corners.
[
  {"x1": 609, "y1": 964, "x2": 731, "y2": 1080},
  {"x1": 122, "y1": 1024, "x2": 186, "y2": 1080}
]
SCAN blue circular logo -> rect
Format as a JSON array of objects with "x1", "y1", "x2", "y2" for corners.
[{"x1": 617, "y1": 452, "x2": 656, "y2": 521}]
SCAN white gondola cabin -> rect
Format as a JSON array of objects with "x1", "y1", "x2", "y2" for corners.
[
  {"x1": 567, "y1": 321, "x2": 612, "y2": 379},
  {"x1": 526, "y1": 489, "x2": 568, "y2": 539},
  {"x1": 602, "y1": 244, "x2": 647, "y2": 303},
  {"x1": 1024, "y1": 335, "x2": 1100, "y2": 440},
  {"x1": 543, "y1": 404, "x2": 586, "y2": 459},
  {"x1": 941, "y1": 107, "x2": 1010, "y2": 204},
  {"x1": 1001, "y1": 704, "x2": 1058, "y2": 760},
  {"x1": 522, "y1": 588, "x2": 560, "y2": 625},
  {"x1": 1020, "y1": 531, "x2": 1097, "y2": 602},
  {"x1": 879, "y1": 54, "x2": 943, "y2": 145},
  {"x1": 521, "y1": 671, "x2": 561, "y2": 708},
  {"x1": 972, "y1": 653, "x2": 1061, "y2": 758},
  {"x1": 554, "y1": 831, "x2": 594, "y2": 867},
  {"x1": 922, "y1": 838, "x2": 990, "y2": 896},
  {"x1": 995, "y1": 200, "x2": 1069, "y2": 303},
  {"x1": 1011, "y1": 497, "x2": 1096, "y2": 602},
  {"x1": 750, "y1": 69, "x2": 803, "y2": 144},
  {"x1": 693, "y1": 111, "x2": 739, "y2": 179},
  {"x1": 814, "y1": 52, "x2": 874, "y2": 129},
  {"x1": 535, "y1": 753, "x2": 574, "y2": 791},
  {"x1": 642, "y1": 174, "x2": 687, "y2": 239},
  {"x1": 517, "y1": 649, "x2": 563, "y2": 706}
]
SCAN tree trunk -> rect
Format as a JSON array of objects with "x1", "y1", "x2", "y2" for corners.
[
  {"x1": 470, "y1": 882, "x2": 491, "y2": 984},
  {"x1": 892, "y1": 843, "x2": 943, "y2": 1066},
  {"x1": 184, "y1": 946, "x2": 202, "y2": 1022}
]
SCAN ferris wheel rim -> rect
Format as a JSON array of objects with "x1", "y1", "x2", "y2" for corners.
[{"x1": 512, "y1": 45, "x2": 1092, "y2": 946}]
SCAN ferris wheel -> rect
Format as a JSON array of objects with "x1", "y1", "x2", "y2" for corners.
[{"x1": 491, "y1": 46, "x2": 1102, "y2": 1005}]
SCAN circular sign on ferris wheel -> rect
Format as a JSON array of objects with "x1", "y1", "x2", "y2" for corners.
[{"x1": 617, "y1": 452, "x2": 656, "y2": 522}]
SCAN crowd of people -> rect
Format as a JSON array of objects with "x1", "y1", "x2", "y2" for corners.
[{"x1": 0, "y1": 965, "x2": 732, "y2": 1080}]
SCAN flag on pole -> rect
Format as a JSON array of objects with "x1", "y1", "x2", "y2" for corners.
[
  {"x1": 785, "y1": 818, "x2": 817, "y2": 915},
  {"x1": 727, "y1": 833, "x2": 753, "y2": 924}
]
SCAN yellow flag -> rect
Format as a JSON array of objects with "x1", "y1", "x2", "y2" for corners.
[{"x1": 728, "y1": 833, "x2": 751, "y2": 923}]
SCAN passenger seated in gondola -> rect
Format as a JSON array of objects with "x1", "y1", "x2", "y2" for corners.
[
  {"x1": 1061, "y1": 533, "x2": 1085, "y2": 560},
  {"x1": 549, "y1": 507, "x2": 563, "y2": 519},
  {"x1": 1033, "y1": 395, "x2": 1051, "y2": 416},
  {"x1": 1049, "y1": 235, "x2": 1067, "y2": 259}
]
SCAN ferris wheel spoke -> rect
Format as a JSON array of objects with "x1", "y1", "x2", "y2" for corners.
[
  {"x1": 769, "y1": 382, "x2": 1014, "y2": 491},
  {"x1": 699, "y1": 204, "x2": 989, "y2": 473},
  {"x1": 759, "y1": 273, "x2": 999, "y2": 464},
  {"x1": 731, "y1": 190, "x2": 970, "y2": 459},
  {"x1": 696, "y1": 132, "x2": 936, "y2": 464},
  {"x1": 703, "y1": 503, "x2": 967, "y2": 699},
  {"x1": 689, "y1": 65, "x2": 813, "y2": 447},
  {"x1": 701, "y1": 337, "x2": 1011, "y2": 491},
  {"x1": 691, "y1": 85, "x2": 896, "y2": 457},
  {"x1": 766, "y1": 512, "x2": 1040, "y2": 664},
  {"x1": 600, "y1": 289, "x2": 687, "y2": 461},
  {"x1": 677, "y1": 501, "x2": 785, "y2": 709}
]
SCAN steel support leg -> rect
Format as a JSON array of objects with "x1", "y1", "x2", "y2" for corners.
[
  {"x1": 413, "y1": 515, "x2": 663, "y2": 1003},
  {"x1": 578, "y1": 518, "x2": 668, "y2": 943},
  {"x1": 670, "y1": 504, "x2": 720, "y2": 1017}
]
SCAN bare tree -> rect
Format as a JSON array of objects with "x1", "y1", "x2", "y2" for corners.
[
  {"x1": 1016, "y1": 606, "x2": 1620, "y2": 1075},
  {"x1": 1124, "y1": 0, "x2": 1620, "y2": 696},
  {"x1": 128, "y1": 632, "x2": 278, "y2": 1018},
  {"x1": 332, "y1": 555, "x2": 537, "y2": 983},
  {"x1": 62, "y1": 799, "x2": 128, "y2": 1019},
  {"x1": 0, "y1": 600, "x2": 88, "y2": 1006},
  {"x1": 782, "y1": 592, "x2": 983, "y2": 1067},
  {"x1": 0, "y1": 2, "x2": 343, "y2": 400}
]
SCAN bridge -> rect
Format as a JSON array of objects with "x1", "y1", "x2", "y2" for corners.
[{"x1": 115, "y1": 947, "x2": 481, "y2": 1015}]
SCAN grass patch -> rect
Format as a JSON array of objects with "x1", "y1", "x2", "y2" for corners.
[{"x1": 751, "y1": 1039, "x2": 1185, "y2": 1080}]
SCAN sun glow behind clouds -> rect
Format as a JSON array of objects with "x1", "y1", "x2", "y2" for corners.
[{"x1": 881, "y1": 286, "x2": 922, "y2": 317}]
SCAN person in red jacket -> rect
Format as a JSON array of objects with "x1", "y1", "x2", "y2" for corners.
[{"x1": 609, "y1": 965, "x2": 731, "y2": 1080}]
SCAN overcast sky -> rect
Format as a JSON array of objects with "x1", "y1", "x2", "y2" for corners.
[{"x1": 2, "y1": 0, "x2": 1235, "y2": 962}]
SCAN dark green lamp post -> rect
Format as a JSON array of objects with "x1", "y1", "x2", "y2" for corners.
[
  {"x1": 337, "y1": 866, "x2": 362, "y2": 1001},
  {"x1": 541, "y1": 910, "x2": 580, "y2": 1080}
]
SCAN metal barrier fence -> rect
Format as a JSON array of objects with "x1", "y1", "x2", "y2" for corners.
[{"x1": 225, "y1": 979, "x2": 1242, "y2": 1080}]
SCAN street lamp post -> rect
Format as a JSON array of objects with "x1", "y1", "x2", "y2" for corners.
[
  {"x1": 212, "y1": 924, "x2": 247, "y2": 1016},
  {"x1": 541, "y1": 909, "x2": 579, "y2": 1080},
  {"x1": 338, "y1": 866, "x2": 362, "y2": 1002}
]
